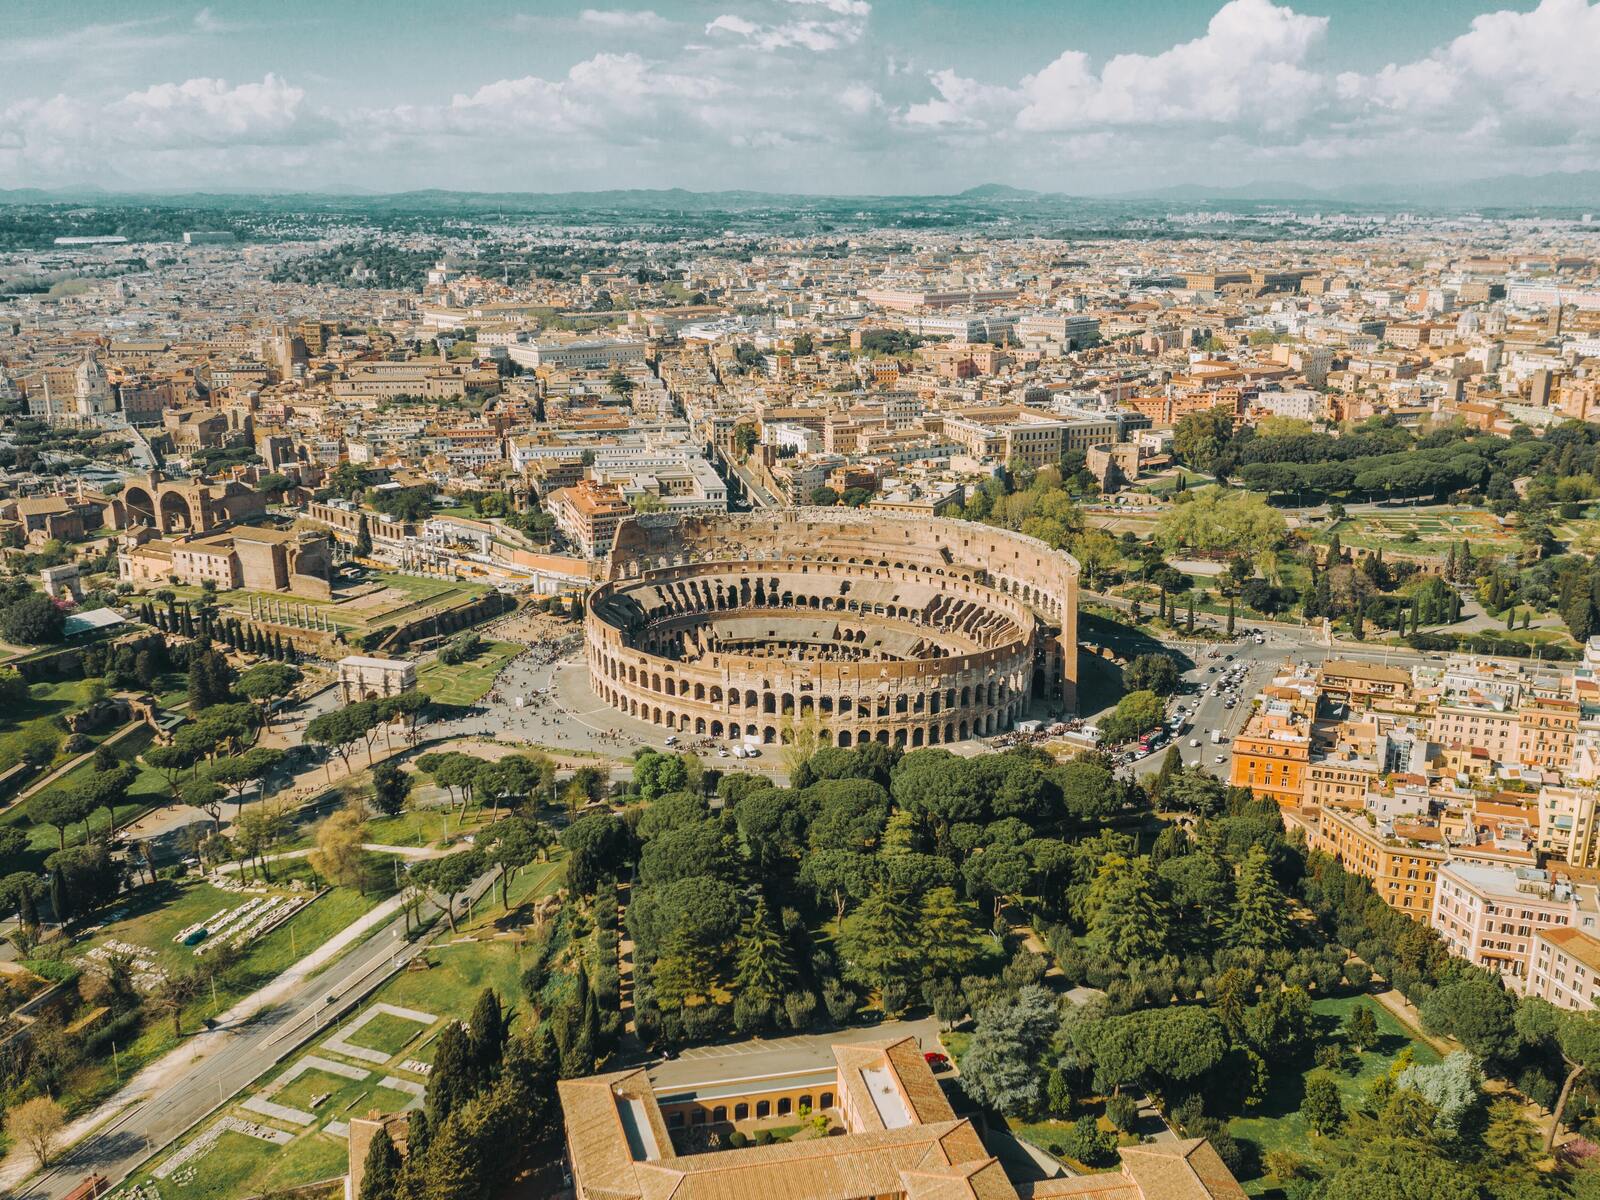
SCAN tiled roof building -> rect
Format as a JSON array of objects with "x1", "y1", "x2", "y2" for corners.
[{"x1": 557, "y1": 1038, "x2": 1244, "y2": 1200}]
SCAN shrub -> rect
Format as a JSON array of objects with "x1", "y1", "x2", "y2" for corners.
[
  {"x1": 1105, "y1": 1094, "x2": 1139, "y2": 1133},
  {"x1": 822, "y1": 978, "x2": 855, "y2": 1025},
  {"x1": 784, "y1": 990, "x2": 817, "y2": 1031},
  {"x1": 727, "y1": 1131, "x2": 749, "y2": 1148},
  {"x1": 880, "y1": 980, "x2": 908, "y2": 1016},
  {"x1": 1062, "y1": 1117, "x2": 1116, "y2": 1168},
  {"x1": 753, "y1": 1130, "x2": 774, "y2": 1146}
]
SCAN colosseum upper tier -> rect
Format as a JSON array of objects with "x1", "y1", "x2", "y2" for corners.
[{"x1": 585, "y1": 509, "x2": 1079, "y2": 750}]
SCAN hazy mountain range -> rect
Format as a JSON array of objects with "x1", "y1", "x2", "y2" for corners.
[{"x1": 3, "y1": 171, "x2": 1599, "y2": 213}]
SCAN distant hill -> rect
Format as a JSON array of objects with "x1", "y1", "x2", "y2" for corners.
[
  {"x1": 957, "y1": 183, "x2": 1044, "y2": 200},
  {"x1": 2, "y1": 172, "x2": 1598, "y2": 213}
]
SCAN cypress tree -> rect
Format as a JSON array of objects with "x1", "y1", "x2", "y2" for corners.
[
  {"x1": 420, "y1": 1115, "x2": 484, "y2": 1200},
  {"x1": 49, "y1": 866, "x2": 71, "y2": 927},
  {"x1": 426, "y1": 1022, "x2": 477, "y2": 1126},
  {"x1": 732, "y1": 897, "x2": 794, "y2": 1031},
  {"x1": 1230, "y1": 846, "x2": 1291, "y2": 951},
  {"x1": 1186, "y1": 594, "x2": 1195, "y2": 634},
  {"x1": 468, "y1": 988, "x2": 507, "y2": 1079},
  {"x1": 18, "y1": 881, "x2": 38, "y2": 928},
  {"x1": 404, "y1": 1107, "x2": 431, "y2": 1161},
  {"x1": 358, "y1": 1126, "x2": 402, "y2": 1200},
  {"x1": 1226, "y1": 598, "x2": 1235, "y2": 636}
]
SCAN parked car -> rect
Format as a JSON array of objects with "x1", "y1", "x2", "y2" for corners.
[{"x1": 924, "y1": 1051, "x2": 950, "y2": 1071}]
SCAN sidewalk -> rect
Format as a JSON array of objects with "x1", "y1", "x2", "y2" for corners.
[
  {"x1": 0, "y1": 888, "x2": 411, "y2": 1192},
  {"x1": 211, "y1": 842, "x2": 451, "y2": 876}
]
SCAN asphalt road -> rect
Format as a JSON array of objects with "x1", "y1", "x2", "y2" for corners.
[
  {"x1": 1117, "y1": 626, "x2": 1430, "y2": 781},
  {"x1": 13, "y1": 872, "x2": 497, "y2": 1200}
]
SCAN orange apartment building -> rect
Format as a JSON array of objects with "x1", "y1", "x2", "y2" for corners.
[
  {"x1": 1303, "y1": 755, "x2": 1381, "y2": 811},
  {"x1": 1311, "y1": 804, "x2": 1447, "y2": 916},
  {"x1": 1228, "y1": 710, "x2": 1311, "y2": 808},
  {"x1": 548, "y1": 479, "x2": 634, "y2": 559},
  {"x1": 1519, "y1": 695, "x2": 1579, "y2": 772},
  {"x1": 1315, "y1": 659, "x2": 1414, "y2": 711}
]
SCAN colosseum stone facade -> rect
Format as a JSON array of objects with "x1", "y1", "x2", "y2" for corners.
[{"x1": 584, "y1": 509, "x2": 1078, "y2": 750}]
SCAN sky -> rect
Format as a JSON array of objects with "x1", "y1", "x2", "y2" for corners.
[{"x1": 1, "y1": 0, "x2": 1598, "y2": 195}]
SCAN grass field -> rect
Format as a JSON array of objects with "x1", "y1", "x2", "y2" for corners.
[
  {"x1": 0, "y1": 677, "x2": 98, "y2": 774},
  {"x1": 168, "y1": 570, "x2": 486, "y2": 636},
  {"x1": 415, "y1": 639, "x2": 521, "y2": 707},
  {"x1": 113, "y1": 848, "x2": 565, "y2": 1200},
  {"x1": 344, "y1": 1010, "x2": 429, "y2": 1057},
  {"x1": 1228, "y1": 994, "x2": 1440, "y2": 1196},
  {"x1": 137, "y1": 1127, "x2": 347, "y2": 1200},
  {"x1": 1327, "y1": 509, "x2": 1524, "y2": 558},
  {"x1": 1, "y1": 725, "x2": 167, "y2": 867}
]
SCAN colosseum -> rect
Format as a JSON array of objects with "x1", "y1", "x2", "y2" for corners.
[{"x1": 584, "y1": 509, "x2": 1079, "y2": 750}]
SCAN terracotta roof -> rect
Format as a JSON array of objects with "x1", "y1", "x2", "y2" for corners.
[
  {"x1": 559, "y1": 1048, "x2": 1246, "y2": 1200},
  {"x1": 1539, "y1": 926, "x2": 1600, "y2": 975},
  {"x1": 1119, "y1": 1141, "x2": 1248, "y2": 1200}
]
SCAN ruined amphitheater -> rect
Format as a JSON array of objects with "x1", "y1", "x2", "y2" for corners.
[{"x1": 584, "y1": 509, "x2": 1079, "y2": 749}]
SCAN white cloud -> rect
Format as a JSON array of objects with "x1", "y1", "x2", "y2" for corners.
[
  {"x1": 580, "y1": 9, "x2": 670, "y2": 31},
  {"x1": 903, "y1": 69, "x2": 1019, "y2": 129},
  {"x1": 0, "y1": 18, "x2": 186, "y2": 65},
  {"x1": 705, "y1": 0, "x2": 870, "y2": 53},
  {"x1": 838, "y1": 83, "x2": 882, "y2": 115},
  {"x1": 109, "y1": 75, "x2": 312, "y2": 147},
  {"x1": 1016, "y1": 0, "x2": 1328, "y2": 132},
  {"x1": 4, "y1": 0, "x2": 1600, "y2": 194},
  {"x1": 780, "y1": 0, "x2": 872, "y2": 16}
]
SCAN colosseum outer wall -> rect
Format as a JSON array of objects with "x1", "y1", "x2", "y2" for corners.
[{"x1": 584, "y1": 508, "x2": 1079, "y2": 750}]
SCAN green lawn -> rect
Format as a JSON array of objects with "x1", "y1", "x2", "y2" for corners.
[
  {"x1": 166, "y1": 571, "x2": 485, "y2": 636},
  {"x1": 1228, "y1": 994, "x2": 1440, "y2": 1196},
  {"x1": 344, "y1": 1010, "x2": 429, "y2": 1058},
  {"x1": 276, "y1": 1065, "x2": 371, "y2": 1114},
  {"x1": 2, "y1": 726, "x2": 166, "y2": 867},
  {"x1": 365, "y1": 806, "x2": 488, "y2": 847},
  {"x1": 0, "y1": 677, "x2": 98, "y2": 774},
  {"x1": 1009, "y1": 1113, "x2": 1131, "y2": 1172},
  {"x1": 1325, "y1": 509, "x2": 1524, "y2": 558},
  {"x1": 415, "y1": 640, "x2": 521, "y2": 707}
]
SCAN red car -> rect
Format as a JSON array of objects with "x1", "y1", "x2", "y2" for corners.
[{"x1": 924, "y1": 1051, "x2": 950, "y2": 1071}]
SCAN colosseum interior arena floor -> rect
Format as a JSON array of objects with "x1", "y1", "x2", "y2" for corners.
[{"x1": 584, "y1": 510, "x2": 1079, "y2": 750}]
